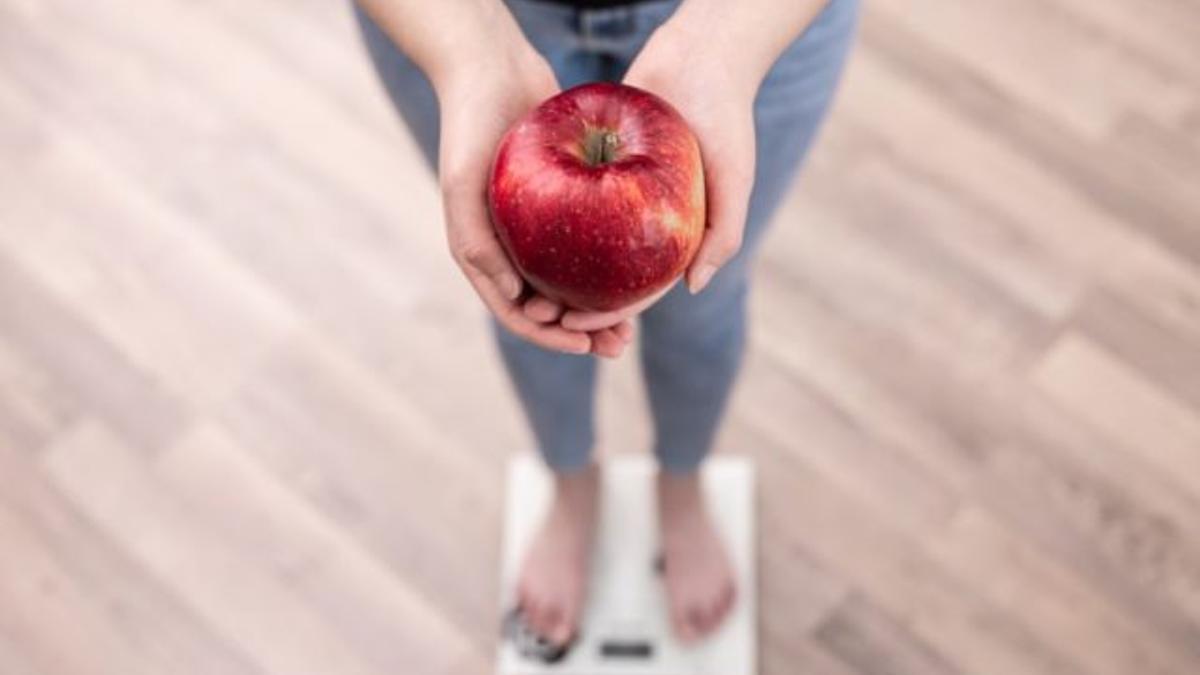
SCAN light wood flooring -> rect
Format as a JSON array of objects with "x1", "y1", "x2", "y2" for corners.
[{"x1": 1, "y1": 0, "x2": 1199, "y2": 673}]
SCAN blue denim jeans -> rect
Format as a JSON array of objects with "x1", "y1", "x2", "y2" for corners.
[{"x1": 355, "y1": 0, "x2": 858, "y2": 473}]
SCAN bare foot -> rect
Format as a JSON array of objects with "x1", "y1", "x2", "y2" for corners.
[
  {"x1": 658, "y1": 471, "x2": 737, "y2": 643},
  {"x1": 516, "y1": 464, "x2": 600, "y2": 646}
]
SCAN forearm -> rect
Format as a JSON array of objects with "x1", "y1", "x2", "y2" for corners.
[
  {"x1": 355, "y1": 0, "x2": 536, "y2": 95},
  {"x1": 654, "y1": 0, "x2": 829, "y2": 87}
]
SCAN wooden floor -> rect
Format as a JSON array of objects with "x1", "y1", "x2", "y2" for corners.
[{"x1": 2, "y1": 0, "x2": 1199, "y2": 673}]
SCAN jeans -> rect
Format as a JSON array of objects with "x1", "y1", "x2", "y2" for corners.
[{"x1": 354, "y1": 0, "x2": 858, "y2": 473}]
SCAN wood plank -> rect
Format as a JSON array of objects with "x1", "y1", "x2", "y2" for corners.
[
  {"x1": 793, "y1": 126, "x2": 1082, "y2": 320},
  {"x1": 158, "y1": 423, "x2": 485, "y2": 673},
  {"x1": 0, "y1": 134, "x2": 298, "y2": 411},
  {"x1": 867, "y1": 0, "x2": 1194, "y2": 137},
  {"x1": 762, "y1": 636, "x2": 864, "y2": 675},
  {"x1": 1072, "y1": 288, "x2": 1200, "y2": 411},
  {"x1": 926, "y1": 505, "x2": 1196, "y2": 675},
  {"x1": 1032, "y1": 333, "x2": 1200, "y2": 498},
  {"x1": 1046, "y1": 0, "x2": 1200, "y2": 90},
  {"x1": 0, "y1": 337, "x2": 75, "y2": 453},
  {"x1": 40, "y1": 420, "x2": 389, "y2": 675},
  {"x1": 734, "y1": 351, "x2": 960, "y2": 535},
  {"x1": 0, "y1": 439, "x2": 265, "y2": 675},
  {"x1": 0, "y1": 627, "x2": 44, "y2": 675},
  {"x1": 813, "y1": 593, "x2": 961, "y2": 675},
  {"x1": 1093, "y1": 235, "x2": 1200, "y2": 342},
  {"x1": 216, "y1": 334, "x2": 505, "y2": 644},
  {"x1": 857, "y1": 10, "x2": 1200, "y2": 267},
  {"x1": 744, "y1": 423, "x2": 1082, "y2": 675},
  {"x1": 0, "y1": 250, "x2": 187, "y2": 452},
  {"x1": 755, "y1": 280, "x2": 1200, "y2": 658}
]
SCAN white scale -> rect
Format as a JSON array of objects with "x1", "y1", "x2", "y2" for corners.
[{"x1": 498, "y1": 454, "x2": 756, "y2": 675}]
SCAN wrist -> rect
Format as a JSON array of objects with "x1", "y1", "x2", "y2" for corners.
[
  {"x1": 632, "y1": 19, "x2": 766, "y2": 100},
  {"x1": 645, "y1": 0, "x2": 828, "y2": 92},
  {"x1": 428, "y1": 13, "x2": 546, "y2": 101}
]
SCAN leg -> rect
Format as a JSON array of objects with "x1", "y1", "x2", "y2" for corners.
[
  {"x1": 638, "y1": 0, "x2": 860, "y2": 641},
  {"x1": 354, "y1": 0, "x2": 612, "y2": 647},
  {"x1": 354, "y1": 3, "x2": 601, "y2": 471},
  {"x1": 643, "y1": 0, "x2": 861, "y2": 471}
]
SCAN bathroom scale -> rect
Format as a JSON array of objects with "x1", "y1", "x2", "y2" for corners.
[{"x1": 498, "y1": 454, "x2": 756, "y2": 675}]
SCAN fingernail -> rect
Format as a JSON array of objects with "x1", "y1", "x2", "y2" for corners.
[
  {"x1": 690, "y1": 265, "x2": 715, "y2": 294},
  {"x1": 498, "y1": 273, "x2": 522, "y2": 300}
]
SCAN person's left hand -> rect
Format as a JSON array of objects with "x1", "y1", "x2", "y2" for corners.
[{"x1": 559, "y1": 27, "x2": 759, "y2": 333}]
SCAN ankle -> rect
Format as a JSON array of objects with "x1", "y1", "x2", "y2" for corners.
[
  {"x1": 552, "y1": 463, "x2": 599, "y2": 507},
  {"x1": 657, "y1": 470, "x2": 703, "y2": 502}
]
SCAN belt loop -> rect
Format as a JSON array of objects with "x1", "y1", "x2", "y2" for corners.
[
  {"x1": 575, "y1": 5, "x2": 639, "y2": 52},
  {"x1": 571, "y1": 8, "x2": 585, "y2": 40}
]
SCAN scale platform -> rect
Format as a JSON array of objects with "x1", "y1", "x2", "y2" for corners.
[{"x1": 498, "y1": 454, "x2": 756, "y2": 675}]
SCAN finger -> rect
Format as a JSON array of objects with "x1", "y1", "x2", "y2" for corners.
[
  {"x1": 443, "y1": 181, "x2": 524, "y2": 301},
  {"x1": 562, "y1": 306, "x2": 633, "y2": 332},
  {"x1": 613, "y1": 319, "x2": 634, "y2": 343},
  {"x1": 589, "y1": 328, "x2": 627, "y2": 359},
  {"x1": 686, "y1": 206, "x2": 745, "y2": 294},
  {"x1": 454, "y1": 235, "x2": 523, "y2": 301},
  {"x1": 522, "y1": 295, "x2": 564, "y2": 323},
  {"x1": 560, "y1": 284, "x2": 670, "y2": 331},
  {"x1": 467, "y1": 268, "x2": 591, "y2": 354}
]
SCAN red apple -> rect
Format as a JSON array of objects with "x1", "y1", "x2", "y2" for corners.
[{"x1": 488, "y1": 81, "x2": 705, "y2": 312}]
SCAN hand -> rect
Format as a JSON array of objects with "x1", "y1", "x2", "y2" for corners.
[
  {"x1": 625, "y1": 28, "x2": 758, "y2": 297},
  {"x1": 434, "y1": 39, "x2": 634, "y2": 358},
  {"x1": 559, "y1": 26, "x2": 760, "y2": 333}
]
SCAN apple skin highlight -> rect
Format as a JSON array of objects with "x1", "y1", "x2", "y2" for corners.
[{"x1": 488, "y1": 82, "x2": 706, "y2": 312}]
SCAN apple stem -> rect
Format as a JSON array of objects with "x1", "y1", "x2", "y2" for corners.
[
  {"x1": 585, "y1": 129, "x2": 620, "y2": 166},
  {"x1": 599, "y1": 131, "x2": 619, "y2": 164}
]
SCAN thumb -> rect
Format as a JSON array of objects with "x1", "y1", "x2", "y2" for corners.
[
  {"x1": 688, "y1": 223, "x2": 744, "y2": 294},
  {"x1": 442, "y1": 175, "x2": 524, "y2": 302},
  {"x1": 686, "y1": 128, "x2": 753, "y2": 294},
  {"x1": 457, "y1": 235, "x2": 524, "y2": 301}
]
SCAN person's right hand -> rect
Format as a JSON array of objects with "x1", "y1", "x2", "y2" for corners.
[{"x1": 433, "y1": 39, "x2": 634, "y2": 359}]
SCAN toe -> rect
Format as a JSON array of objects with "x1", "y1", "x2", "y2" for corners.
[
  {"x1": 541, "y1": 603, "x2": 564, "y2": 640},
  {"x1": 671, "y1": 600, "x2": 697, "y2": 643},
  {"x1": 702, "y1": 581, "x2": 736, "y2": 635},
  {"x1": 550, "y1": 598, "x2": 582, "y2": 646},
  {"x1": 688, "y1": 604, "x2": 712, "y2": 638},
  {"x1": 721, "y1": 582, "x2": 737, "y2": 617},
  {"x1": 549, "y1": 616, "x2": 573, "y2": 646},
  {"x1": 525, "y1": 597, "x2": 549, "y2": 638},
  {"x1": 701, "y1": 593, "x2": 728, "y2": 635},
  {"x1": 516, "y1": 583, "x2": 534, "y2": 619}
]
